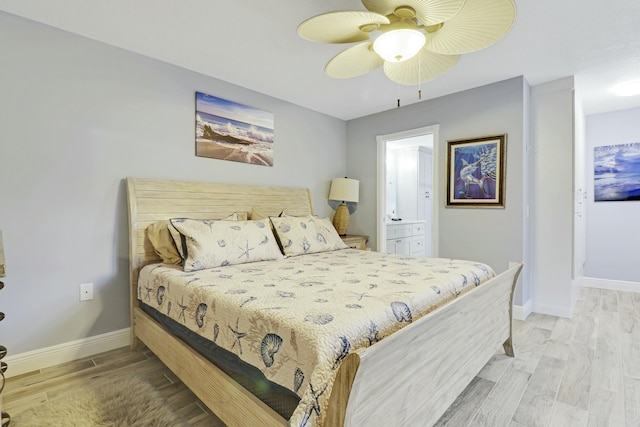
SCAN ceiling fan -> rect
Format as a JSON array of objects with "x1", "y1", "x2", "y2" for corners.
[{"x1": 298, "y1": 0, "x2": 516, "y2": 86}]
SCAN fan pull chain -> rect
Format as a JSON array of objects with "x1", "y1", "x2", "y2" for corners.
[
  {"x1": 418, "y1": 50, "x2": 422, "y2": 100},
  {"x1": 397, "y1": 83, "x2": 401, "y2": 108}
]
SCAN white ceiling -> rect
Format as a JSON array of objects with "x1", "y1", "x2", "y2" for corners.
[{"x1": 1, "y1": 0, "x2": 639, "y2": 121}]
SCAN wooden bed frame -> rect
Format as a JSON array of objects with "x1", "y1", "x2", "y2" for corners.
[{"x1": 127, "y1": 177, "x2": 523, "y2": 427}]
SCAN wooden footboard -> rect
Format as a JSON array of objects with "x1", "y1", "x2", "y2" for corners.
[{"x1": 328, "y1": 263, "x2": 523, "y2": 426}]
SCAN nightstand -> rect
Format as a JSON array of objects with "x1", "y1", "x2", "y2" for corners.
[{"x1": 340, "y1": 234, "x2": 369, "y2": 250}]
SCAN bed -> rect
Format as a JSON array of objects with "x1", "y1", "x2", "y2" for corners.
[{"x1": 127, "y1": 177, "x2": 523, "y2": 427}]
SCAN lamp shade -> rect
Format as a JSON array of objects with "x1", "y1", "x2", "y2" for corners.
[{"x1": 328, "y1": 178, "x2": 359, "y2": 203}]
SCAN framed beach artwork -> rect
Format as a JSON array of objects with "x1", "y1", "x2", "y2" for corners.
[
  {"x1": 594, "y1": 142, "x2": 640, "y2": 201},
  {"x1": 446, "y1": 134, "x2": 507, "y2": 208},
  {"x1": 195, "y1": 92, "x2": 274, "y2": 166}
]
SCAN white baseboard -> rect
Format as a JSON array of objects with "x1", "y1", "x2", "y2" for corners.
[
  {"x1": 5, "y1": 328, "x2": 131, "y2": 378},
  {"x1": 530, "y1": 303, "x2": 573, "y2": 319},
  {"x1": 513, "y1": 300, "x2": 532, "y2": 321},
  {"x1": 580, "y1": 276, "x2": 640, "y2": 293}
]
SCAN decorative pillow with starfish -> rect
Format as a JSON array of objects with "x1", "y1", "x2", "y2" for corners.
[
  {"x1": 169, "y1": 218, "x2": 283, "y2": 272},
  {"x1": 269, "y1": 215, "x2": 347, "y2": 257}
]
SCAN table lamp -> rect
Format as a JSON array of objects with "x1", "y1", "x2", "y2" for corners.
[{"x1": 328, "y1": 177, "x2": 359, "y2": 235}]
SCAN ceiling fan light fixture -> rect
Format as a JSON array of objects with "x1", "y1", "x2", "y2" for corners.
[{"x1": 373, "y1": 29, "x2": 425, "y2": 63}]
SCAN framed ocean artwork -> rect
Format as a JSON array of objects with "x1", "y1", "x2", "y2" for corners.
[
  {"x1": 195, "y1": 92, "x2": 274, "y2": 167},
  {"x1": 594, "y1": 142, "x2": 640, "y2": 201},
  {"x1": 446, "y1": 134, "x2": 507, "y2": 208}
]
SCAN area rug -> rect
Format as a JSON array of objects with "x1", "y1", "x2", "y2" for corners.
[{"x1": 10, "y1": 375, "x2": 190, "y2": 426}]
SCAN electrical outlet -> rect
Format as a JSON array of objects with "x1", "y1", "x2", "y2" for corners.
[{"x1": 80, "y1": 283, "x2": 93, "y2": 301}]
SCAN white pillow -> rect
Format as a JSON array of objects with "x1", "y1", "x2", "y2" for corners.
[
  {"x1": 169, "y1": 213, "x2": 238, "y2": 259},
  {"x1": 169, "y1": 218, "x2": 283, "y2": 271},
  {"x1": 270, "y1": 215, "x2": 347, "y2": 257}
]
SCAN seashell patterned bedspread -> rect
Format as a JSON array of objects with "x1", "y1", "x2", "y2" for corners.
[{"x1": 138, "y1": 249, "x2": 495, "y2": 427}]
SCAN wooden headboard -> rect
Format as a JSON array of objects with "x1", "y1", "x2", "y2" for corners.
[{"x1": 126, "y1": 177, "x2": 314, "y2": 322}]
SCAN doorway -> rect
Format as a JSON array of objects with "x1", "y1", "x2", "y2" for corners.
[{"x1": 376, "y1": 125, "x2": 439, "y2": 256}]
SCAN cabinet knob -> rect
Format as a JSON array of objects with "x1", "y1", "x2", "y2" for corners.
[{"x1": 0, "y1": 281, "x2": 3, "y2": 290}]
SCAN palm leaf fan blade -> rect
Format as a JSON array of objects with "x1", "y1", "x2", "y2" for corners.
[
  {"x1": 424, "y1": 0, "x2": 516, "y2": 54},
  {"x1": 384, "y1": 48, "x2": 459, "y2": 85},
  {"x1": 298, "y1": 11, "x2": 389, "y2": 44},
  {"x1": 361, "y1": 0, "x2": 465, "y2": 26},
  {"x1": 325, "y1": 42, "x2": 385, "y2": 78}
]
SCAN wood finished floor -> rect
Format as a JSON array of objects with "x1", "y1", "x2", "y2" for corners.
[{"x1": 4, "y1": 287, "x2": 639, "y2": 426}]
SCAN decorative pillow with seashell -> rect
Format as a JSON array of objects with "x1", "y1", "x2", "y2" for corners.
[
  {"x1": 269, "y1": 215, "x2": 348, "y2": 257},
  {"x1": 168, "y1": 213, "x2": 239, "y2": 260},
  {"x1": 169, "y1": 218, "x2": 283, "y2": 272}
]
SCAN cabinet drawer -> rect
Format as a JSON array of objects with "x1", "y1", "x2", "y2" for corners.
[
  {"x1": 346, "y1": 241, "x2": 365, "y2": 250},
  {"x1": 411, "y1": 223, "x2": 425, "y2": 236},
  {"x1": 387, "y1": 224, "x2": 412, "y2": 239},
  {"x1": 341, "y1": 235, "x2": 368, "y2": 251},
  {"x1": 410, "y1": 236, "x2": 424, "y2": 253}
]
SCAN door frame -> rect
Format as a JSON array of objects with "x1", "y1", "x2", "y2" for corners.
[{"x1": 376, "y1": 125, "x2": 440, "y2": 255}]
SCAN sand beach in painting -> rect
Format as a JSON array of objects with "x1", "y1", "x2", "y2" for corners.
[
  {"x1": 196, "y1": 92, "x2": 274, "y2": 167},
  {"x1": 196, "y1": 138, "x2": 273, "y2": 166}
]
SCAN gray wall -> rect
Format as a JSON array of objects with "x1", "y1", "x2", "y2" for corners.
[
  {"x1": 0, "y1": 12, "x2": 347, "y2": 354},
  {"x1": 585, "y1": 107, "x2": 640, "y2": 283},
  {"x1": 346, "y1": 77, "x2": 527, "y2": 303}
]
